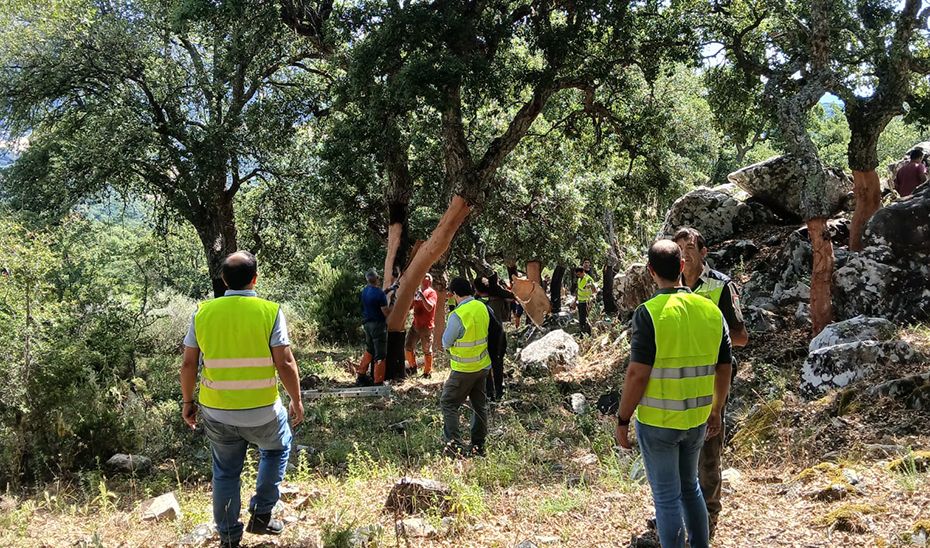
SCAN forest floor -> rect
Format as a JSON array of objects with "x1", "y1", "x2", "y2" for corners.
[{"x1": 2, "y1": 323, "x2": 929, "y2": 548}]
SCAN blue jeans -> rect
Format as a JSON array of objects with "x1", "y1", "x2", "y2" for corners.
[
  {"x1": 636, "y1": 419, "x2": 709, "y2": 548},
  {"x1": 201, "y1": 407, "x2": 292, "y2": 544}
]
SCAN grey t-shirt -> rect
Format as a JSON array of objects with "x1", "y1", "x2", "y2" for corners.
[{"x1": 184, "y1": 289, "x2": 290, "y2": 427}]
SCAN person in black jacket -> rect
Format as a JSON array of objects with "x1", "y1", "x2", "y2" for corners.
[{"x1": 474, "y1": 276, "x2": 507, "y2": 401}]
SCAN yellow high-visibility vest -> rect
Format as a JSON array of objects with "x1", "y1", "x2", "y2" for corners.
[
  {"x1": 195, "y1": 296, "x2": 280, "y2": 409},
  {"x1": 577, "y1": 274, "x2": 594, "y2": 303},
  {"x1": 447, "y1": 299, "x2": 492, "y2": 373},
  {"x1": 636, "y1": 291, "x2": 722, "y2": 430}
]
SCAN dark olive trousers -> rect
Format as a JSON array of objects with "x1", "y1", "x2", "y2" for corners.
[{"x1": 440, "y1": 368, "x2": 489, "y2": 447}]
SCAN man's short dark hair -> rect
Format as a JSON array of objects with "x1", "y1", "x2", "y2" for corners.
[
  {"x1": 222, "y1": 251, "x2": 258, "y2": 290},
  {"x1": 449, "y1": 277, "x2": 474, "y2": 298},
  {"x1": 574, "y1": 267, "x2": 585, "y2": 274},
  {"x1": 672, "y1": 227, "x2": 706, "y2": 250},
  {"x1": 910, "y1": 148, "x2": 924, "y2": 161},
  {"x1": 648, "y1": 240, "x2": 682, "y2": 282}
]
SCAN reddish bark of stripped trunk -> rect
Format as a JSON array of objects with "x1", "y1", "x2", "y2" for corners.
[
  {"x1": 387, "y1": 196, "x2": 471, "y2": 332},
  {"x1": 849, "y1": 170, "x2": 882, "y2": 252},
  {"x1": 383, "y1": 222, "x2": 404, "y2": 289},
  {"x1": 807, "y1": 217, "x2": 835, "y2": 335}
]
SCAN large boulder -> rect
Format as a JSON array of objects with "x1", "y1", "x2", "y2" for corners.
[
  {"x1": 658, "y1": 187, "x2": 754, "y2": 246},
  {"x1": 800, "y1": 340, "x2": 915, "y2": 398},
  {"x1": 809, "y1": 316, "x2": 898, "y2": 352},
  {"x1": 519, "y1": 330, "x2": 579, "y2": 374},
  {"x1": 613, "y1": 263, "x2": 656, "y2": 318},
  {"x1": 864, "y1": 181, "x2": 930, "y2": 256},
  {"x1": 833, "y1": 252, "x2": 902, "y2": 320},
  {"x1": 727, "y1": 155, "x2": 853, "y2": 220}
]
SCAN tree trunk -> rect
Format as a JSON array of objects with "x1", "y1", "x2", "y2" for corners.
[
  {"x1": 526, "y1": 260, "x2": 542, "y2": 285},
  {"x1": 194, "y1": 197, "x2": 239, "y2": 298},
  {"x1": 385, "y1": 196, "x2": 472, "y2": 374},
  {"x1": 550, "y1": 265, "x2": 565, "y2": 313},
  {"x1": 602, "y1": 263, "x2": 617, "y2": 316},
  {"x1": 807, "y1": 217, "x2": 834, "y2": 335},
  {"x1": 849, "y1": 170, "x2": 882, "y2": 252}
]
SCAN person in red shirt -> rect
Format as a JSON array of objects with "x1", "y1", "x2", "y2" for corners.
[
  {"x1": 405, "y1": 274, "x2": 438, "y2": 378},
  {"x1": 894, "y1": 148, "x2": 928, "y2": 197}
]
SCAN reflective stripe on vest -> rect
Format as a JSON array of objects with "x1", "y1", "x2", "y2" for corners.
[
  {"x1": 635, "y1": 291, "x2": 723, "y2": 430},
  {"x1": 448, "y1": 299, "x2": 492, "y2": 373},
  {"x1": 577, "y1": 274, "x2": 594, "y2": 303},
  {"x1": 195, "y1": 296, "x2": 280, "y2": 410}
]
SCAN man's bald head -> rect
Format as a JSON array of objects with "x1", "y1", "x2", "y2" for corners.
[
  {"x1": 648, "y1": 239, "x2": 683, "y2": 282},
  {"x1": 222, "y1": 251, "x2": 258, "y2": 290}
]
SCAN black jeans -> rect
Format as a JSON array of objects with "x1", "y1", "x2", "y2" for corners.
[{"x1": 577, "y1": 301, "x2": 590, "y2": 336}]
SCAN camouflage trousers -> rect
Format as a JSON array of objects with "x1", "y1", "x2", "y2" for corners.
[{"x1": 698, "y1": 405, "x2": 726, "y2": 538}]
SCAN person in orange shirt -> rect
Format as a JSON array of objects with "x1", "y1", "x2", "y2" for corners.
[{"x1": 405, "y1": 274, "x2": 438, "y2": 378}]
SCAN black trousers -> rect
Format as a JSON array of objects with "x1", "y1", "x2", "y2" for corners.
[{"x1": 578, "y1": 302, "x2": 591, "y2": 336}]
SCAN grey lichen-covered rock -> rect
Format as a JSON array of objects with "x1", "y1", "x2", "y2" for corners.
[
  {"x1": 727, "y1": 155, "x2": 853, "y2": 220},
  {"x1": 833, "y1": 254, "x2": 902, "y2": 320},
  {"x1": 384, "y1": 477, "x2": 452, "y2": 516},
  {"x1": 809, "y1": 316, "x2": 898, "y2": 352},
  {"x1": 568, "y1": 393, "x2": 588, "y2": 414},
  {"x1": 139, "y1": 492, "x2": 181, "y2": 521},
  {"x1": 773, "y1": 282, "x2": 810, "y2": 306},
  {"x1": 743, "y1": 306, "x2": 782, "y2": 333},
  {"x1": 614, "y1": 263, "x2": 656, "y2": 319},
  {"x1": 658, "y1": 187, "x2": 755, "y2": 246},
  {"x1": 519, "y1": 330, "x2": 579, "y2": 374},
  {"x1": 867, "y1": 372, "x2": 930, "y2": 411},
  {"x1": 106, "y1": 453, "x2": 152, "y2": 474},
  {"x1": 865, "y1": 182, "x2": 930, "y2": 256},
  {"x1": 800, "y1": 340, "x2": 915, "y2": 398}
]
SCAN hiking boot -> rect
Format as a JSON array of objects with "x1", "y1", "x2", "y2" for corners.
[
  {"x1": 469, "y1": 443, "x2": 486, "y2": 457},
  {"x1": 405, "y1": 366, "x2": 417, "y2": 376},
  {"x1": 245, "y1": 513, "x2": 284, "y2": 536},
  {"x1": 422, "y1": 372, "x2": 431, "y2": 379},
  {"x1": 355, "y1": 374, "x2": 373, "y2": 387},
  {"x1": 218, "y1": 538, "x2": 240, "y2": 548}
]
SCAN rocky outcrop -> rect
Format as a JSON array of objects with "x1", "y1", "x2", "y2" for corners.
[
  {"x1": 658, "y1": 187, "x2": 755, "y2": 246},
  {"x1": 613, "y1": 263, "x2": 656, "y2": 319},
  {"x1": 865, "y1": 182, "x2": 930, "y2": 255},
  {"x1": 727, "y1": 155, "x2": 853, "y2": 220},
  {"x1": 800, "y1": 340, "x2": 915, "y2": 398},
  {"x1": 519, "y1": 330, "x2": 579, "y2": 374},
  {"x1": 833, "y1": 251, "x2": 902, "y2": 320},
  {"x1": 809, "y1": 316, "x2": 897, "y2": 352}
]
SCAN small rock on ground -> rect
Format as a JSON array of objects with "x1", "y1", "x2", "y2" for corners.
[{"x1": 139, "y1": 492, "x2": 181, "y2": 521}]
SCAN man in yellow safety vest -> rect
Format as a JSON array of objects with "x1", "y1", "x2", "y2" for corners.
[
  {"x1": 574, "y1": 266, "x2": 597, "y2": 336},
  {"x1": 440, "y1": 277, "x2": 496, "y2": 457},
  {"x1": 615, "y1": 240, "x2": 732, "y2": 548},
  {"x1": 180, "y1": 251, "x2": 304, "y2": 548}
]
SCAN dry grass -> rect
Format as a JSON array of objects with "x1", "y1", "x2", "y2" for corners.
[{"x1": 2, "y1": 324, "x2": 929, "y2": 547}]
